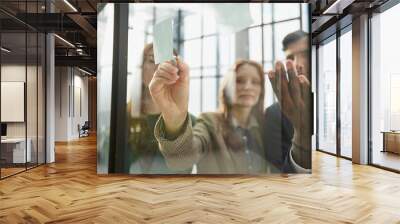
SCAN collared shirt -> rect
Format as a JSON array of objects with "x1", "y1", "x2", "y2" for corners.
[{"x1": 231, "y1": 116, "x2": 262, "y2": 172}]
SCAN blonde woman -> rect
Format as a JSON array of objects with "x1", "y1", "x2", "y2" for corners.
[{"x1": 149, "y1": 59, "x2": 279, "y2": 174}]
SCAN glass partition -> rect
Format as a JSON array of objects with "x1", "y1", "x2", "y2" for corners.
[
  {"x1": 97, "y1": 3, "x2": 114, "y2": 174},
  {"x1": 98, "y1": 3, "x2": 312, "y2": 175},
  {"x1": 317, "y1": 36, "x2": 337, "y2": 155},
  {"x1": 339, "y1": 28, "x2": 352, "y2": 158},
  {"x1": 0, "y1": 1, "x2": 46, "y2": 179},
  {"x1": 1, "y1": 30, "x2": 28, "y2": 177}
]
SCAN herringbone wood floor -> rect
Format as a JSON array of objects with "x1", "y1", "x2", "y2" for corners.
[{"x1": 0, "y1": 135, "x2": 399, "y2": 224}]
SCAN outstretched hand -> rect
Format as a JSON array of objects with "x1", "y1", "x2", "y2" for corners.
[
  {"x1": 149, "y1": 57, "x2": 190, "y2": 137},
  {"x1": 268, "y1": 60, "x2": 311, "y2": 149}
]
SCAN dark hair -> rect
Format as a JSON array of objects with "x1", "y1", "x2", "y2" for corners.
[{"x1": 282, "y1": 30, "x2": 308, "y2": 51}]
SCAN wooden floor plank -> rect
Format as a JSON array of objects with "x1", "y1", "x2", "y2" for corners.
[{"x1": 0, "y1": 135, "x2": 399, "y2": 223}]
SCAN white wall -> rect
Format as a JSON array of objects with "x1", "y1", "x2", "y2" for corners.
[
  {"x1": 1, "y1": 63, "x2": 46, "y2": 164},
  {"x1": 1, "y1": 65, "x2": 26, "y2": 139},
  {"x1": 55, "y1": 67, "x2": 89, "y2": 141},
  {"x1": 1, "y1": 65, "x2": 39, "y2": 138}
]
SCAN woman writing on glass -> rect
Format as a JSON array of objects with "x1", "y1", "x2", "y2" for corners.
[{"x1": 149, "y1": 58, "x2": 277, "y2": 173}]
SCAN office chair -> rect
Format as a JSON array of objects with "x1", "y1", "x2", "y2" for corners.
[{"x1": 79, "y1": 121, "x2": 90, "y2": 138}]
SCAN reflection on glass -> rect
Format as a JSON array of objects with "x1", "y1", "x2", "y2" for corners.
[{"x1": 318, "y1": 37, "x2": 337, "y2": 154}]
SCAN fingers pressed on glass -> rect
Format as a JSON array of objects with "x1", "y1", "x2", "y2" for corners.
[
  {"x1": 286, "y1": 60, "x2": 301, "y2": 106},
  {"x1": 276, "y1": 61, "x2": 293, "y2": 111},
  {"x1": 298, "y1": 75, "x2": 311, "y2": 103}
]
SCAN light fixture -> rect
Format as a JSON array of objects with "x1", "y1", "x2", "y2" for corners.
[
  {"x1": 63, "y1": 0, "x2": 78, "y2": 12},
  {"x1": 322, "y1": 0, "x2": 354, "y2": 15},
  {"x1": 1, "y1": 47, "x2": 11, "y2": 53},
  {"x1": 78, "y1": 67, "x2": 92, "y2": 76},
  {"x1": 54, "y1": 34, "x2": 75, "y2": 48}
]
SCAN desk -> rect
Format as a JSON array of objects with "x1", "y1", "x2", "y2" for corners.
[
  {"x1": 1, "y1": 138, "x2": 31, "y2": 163},
  {"x1": 382, "y1": 131, "x2": 400, "y2": 154}
]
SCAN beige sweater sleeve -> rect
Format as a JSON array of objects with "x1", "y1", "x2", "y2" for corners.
[{"x1": 154, "y1": 114, "x2": 211, "y2": 171}]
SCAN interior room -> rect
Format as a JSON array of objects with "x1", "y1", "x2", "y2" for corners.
[{"x1": 0, "y1": 0, "x2": 399, "y2": 223}]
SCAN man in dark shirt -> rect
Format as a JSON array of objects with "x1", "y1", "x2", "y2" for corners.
[{"x1": 264, "y1": 30, "x2": 310, "y2": 172}]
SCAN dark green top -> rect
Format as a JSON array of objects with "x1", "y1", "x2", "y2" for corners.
[{"x1": 127, "y1": 113, "x2": 196, "y2": 174}]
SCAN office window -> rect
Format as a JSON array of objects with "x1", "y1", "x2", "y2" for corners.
[
  {"x1": 249, "y1": 27, "x2": 262, "y2": 62},
  {"x1": 318, "y1": 37, "x2": 337, "y2": 155},
  {"x1": 339, "y1": 29, "x2": 352, "y2": 158},
  {"x1": 371, "y1": 3, "x2": 400, "y2": 171},
  {"x1": 274, "y1": 20, "x2": 301, "y2": 60},
  {"x1": 273, "y1": 4, "x2": 300, "y2": 22},
  {"x1": 184, "y1": 14, "x2": 202, "y2": 39},
  {"x1": 202, "y1": 36, "x2": 217, "y2": 67},
  {"x1": 184, "y1": 39, "x2": 202, "y2": 69},
  {"x1": 180, "y1": 3, "x2": 305, "y2": 114}
]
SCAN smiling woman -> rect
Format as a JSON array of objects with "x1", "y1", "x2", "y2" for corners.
[{"x1": 149, "y1": 59, "x2": 269, "y2": 174}]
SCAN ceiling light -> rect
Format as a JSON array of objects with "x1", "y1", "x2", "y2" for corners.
[
  {"x1": 54, "y1": 34, "x2": 75, "y2": 48},
  {"x1": 1, "y1": 47, "x2": 11, "y2": 53},
  {"x1": 78, "y1": 67, "x2": 92, "y2": 76},
  {"x1": 323, "y1": 0, "x2": 354, "y2": 15},
  {"x1": 63, "y1": 0, "x2": 78, "y2": 12}
]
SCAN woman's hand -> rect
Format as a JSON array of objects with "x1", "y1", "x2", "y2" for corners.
[{"x1": 148, "y1": 57, "x2": 190, "y2": 137}]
